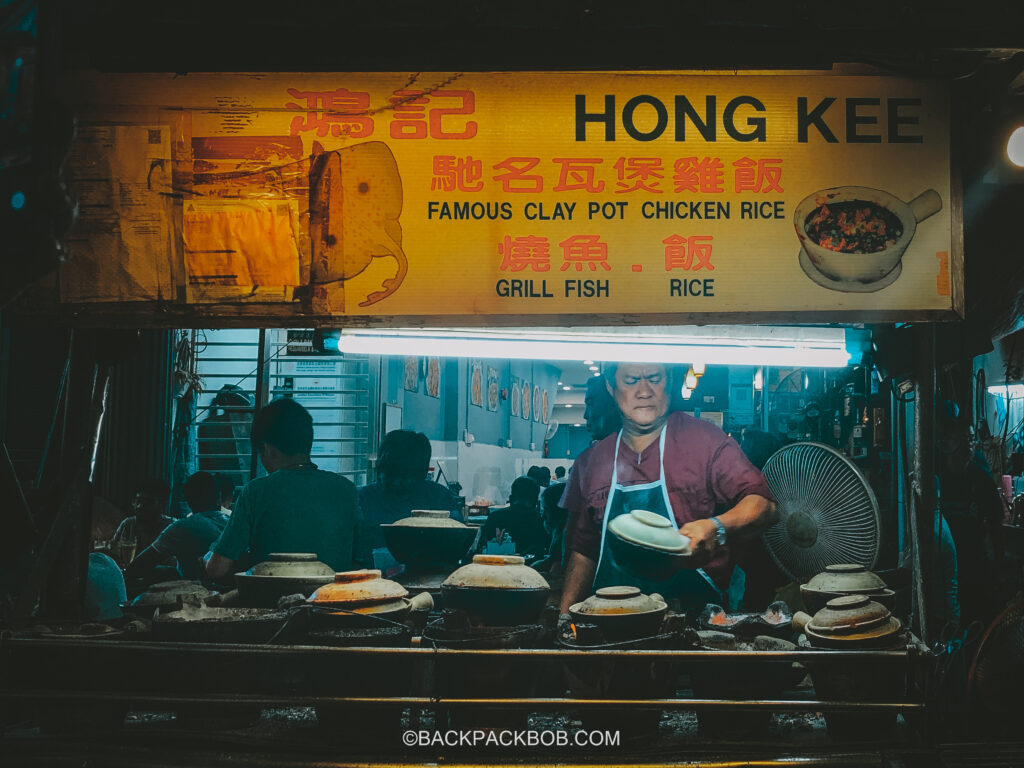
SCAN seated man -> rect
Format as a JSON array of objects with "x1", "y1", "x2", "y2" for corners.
[
  {"x1": 109, "y1": 478, "x2": 173, "y2": 566},
  {"x1": 126, "y1": 471, "x2": 230, "y2": 584},
  {"x1": 206, "y1": 398, "x2": 361, "y2": 578},
  {"x1": 356, "y1": 430, "x2": 456, "y2": 569},
  {"x1": 480, "y1": 477, "x2": 550, "y2": 557}
]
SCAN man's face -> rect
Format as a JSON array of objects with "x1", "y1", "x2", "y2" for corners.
[
  {"x1": 609, "y1": 364, "x2": 670, "y2": 428},
  {"x1": 132, "y1": 492, "x2": 163, "y2": 519}
]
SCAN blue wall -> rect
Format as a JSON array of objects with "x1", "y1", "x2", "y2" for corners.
[{"x1": 381, "y1": 356, "x2": 560, "y2": 451}]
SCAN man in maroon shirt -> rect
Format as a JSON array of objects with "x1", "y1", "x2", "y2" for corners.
[{"x1": 559, "y1": 362, "x2": 777, "y2": 613}]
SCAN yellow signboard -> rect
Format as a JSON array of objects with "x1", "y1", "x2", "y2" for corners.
[{"x1": 59, "y1": 71, "x2": 959, "y2": 321}]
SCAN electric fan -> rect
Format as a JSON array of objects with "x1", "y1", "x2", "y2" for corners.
[
  {"x1": 968, "y1": 597, "x2": 1024, "y2": 722},
  {"x1": 760, "y1": 441, "x2": 882, "y2": 582}
]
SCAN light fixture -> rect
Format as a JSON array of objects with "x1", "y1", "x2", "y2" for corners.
[
  {"x1": 588, "y1": 365, "x2": 599, "y2": 372},
  {"x1": 333, "y1": 326, "x2": 854, "y2": 368},
  {"x1": 557, "y1": 381, "x2": 563, "y2": 386},
  {"x1": 583, "y1": 359, "x2": 594, "y2": 366},
  {"x1": 692, "y1": 361, "x2": 706, "y2": 376},
  {"x1": 564, "y1": 404, "x2": 573, "y2": 408},
  {"x1": 562, "y1": 385, "x2": 571, "y2": 391},
  {"x1": 802, "y1": 372, "x2": 810, "y2": 391},
  {"x1": 681, "y1": 385, "x2": 693, "y2": 400},
  {"x1": 1008, "y1": 125, "x2": 1024, "y2": 168},
  {"x1": 685, "y1": 368, "x2": 698, "y2": 390},
  {"x1": 574, "y1": 423, "x2": 582, "y2": 427},
  {"x1": 753, "y1": 368, "x2": 764, "y2": 391},
  {"x1": 592, "y1": 371, "x2": 602, "y2": 377},
  {"x1": 987, "y1": 383, "x2": 1024, "y2": 398}
]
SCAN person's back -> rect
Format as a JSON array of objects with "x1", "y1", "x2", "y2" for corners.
[
  {"x1": 229, "y1": 466, "x2": 358, "y2": 570},
  {"x1": 150, "y1": 472, "x2": 231, "y2": 579},
  {"x1": 207, "y1": 398, "x2": 361, "y2": 579},
  {"x1": 481, "y1": 477, "x2": 548, "y2": 556}
]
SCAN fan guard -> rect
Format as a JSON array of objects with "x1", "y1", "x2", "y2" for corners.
[
  {"x1": 761, "y1": 441, "x2": 881, "y2": 582},
  {"x1": 968, "y1": 597, "x2": 1024, "y2": 717}
]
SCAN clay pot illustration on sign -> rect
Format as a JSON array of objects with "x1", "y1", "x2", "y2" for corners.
[{"x1": 793, "y1": 185, "x2": 942, "y2": 292}]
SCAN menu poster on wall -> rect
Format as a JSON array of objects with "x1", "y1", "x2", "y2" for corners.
[
  {"x1": 486, "y1": 367, "x2": 500, "y2": 412},
  {"x1": 510, "y1": 377, "x2": 521, "y2": 416},
  {"x1": 425, "y1": 358, "x2": 441, "y2": 398},
  {"x1": 469, "y1": 360, "x2": 483, "y2": 407},
  {"x1": 403, "y1": 356, "x2": 419, "y2": 392},
  {"x1": 55, "y1": 71, "x2": 959, "y2": 321}
]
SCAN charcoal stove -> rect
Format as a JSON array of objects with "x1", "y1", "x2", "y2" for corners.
[
  {"x1": 421, "y1": 608, "x2": 557, "y2": 730},
  {"x1": 556, "y1": 606, "x2": 690, "y2": 739}
]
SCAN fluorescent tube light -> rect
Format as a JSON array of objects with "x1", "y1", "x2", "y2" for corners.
[
  {"x1": 988, "y1": 384, "x2": 1024, "y2": 398},
  {"x1": 334, "y1": 326, "x2": 852, "y2": 368}
]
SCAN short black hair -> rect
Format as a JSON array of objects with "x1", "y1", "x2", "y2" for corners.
[
  {"x1": 554, "y1": 466, "x2": 566, "y2": 479},
  {"x1": 137, "y1": 478, "x2": 171, "y2": 501},
  {"x1": 377, "y1": 430, "x2": 431, "y2": 480},
  {"x1": 527, "y1": 465, "x2": 550, "y2": 486},
  {"x1": 251, "y1": 398, "x2": 314, "y2": 456},
  {"x1": 214, "y1": 473, "x2": 237, "y2": 502},
  {"x1": 510, "y1": 476, "x2": 541, "y2": 506},
  {"x1": 184, "y1": 471, "x2": 221, "y2": 513}
]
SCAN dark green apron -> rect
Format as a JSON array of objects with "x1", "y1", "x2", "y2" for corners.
[{"x1": 593, "y1": 428, "x2": 722, "y2": 613}]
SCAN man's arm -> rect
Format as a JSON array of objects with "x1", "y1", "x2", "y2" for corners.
[
  {"x1": 559, "y1": 550, "x2": 597, "y2": 613},
  {"x1": 679, "y1": 494, "x2": 777, "y2": 557},
  {"x1": 123, "y1": 545, "x2": 164, "y2": 583},
  {"x1": 204, "y1": 551, "x2": 235, "y2": 580}
]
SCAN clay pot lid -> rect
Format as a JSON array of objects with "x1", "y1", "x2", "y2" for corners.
[
  {"x1": 571, "y1": 586, "x2": 666, "y2": 616},
  {"x1": 246, "y1": 553, "x2": 335, "y2": 578},
  {"x1": 130, "y1": 580, "x2": 212, "y2": 607},
  {"x1": 804, "y1": 563, "x2": 887, "y2": 594},
  {"x1": 387, "y1": 510, "x2": 471, "y2": 529},
  {"x1": 308, "y1": 569, "x2": 408, "y2": 605},
  {"x1": 608, "y1": 510, "x2": 690, "y2": 553},
  {"x1": 442, "y1": 555, "x2": 550, "y2": 591},
  {"x1": 807, "y1": 594, "x2": 892, "y2": 634}
]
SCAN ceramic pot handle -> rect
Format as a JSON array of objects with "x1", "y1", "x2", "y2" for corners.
[
  {"x1": 792, "y1": 611, "x2": 812, "y2": 632},
  {"x1": 409, "y1": 592, "x2": 434, "y2": 612},
  {"x1": 907, "y1": 189, "x2": 942, "y2": 223}
]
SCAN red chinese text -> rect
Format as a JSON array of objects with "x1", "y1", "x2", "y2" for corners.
[
  {"x1": 559, "y1": 235, "x2": 611, "y2": 271},
  {"x1": 389, "y1": 89, "x2": 478, "y2": 140},
  {"x1": 285, "y1": 87, "x2": 373, "y2": 138},
  {"x1": 432, "y1": 156, "x2": 484, "y2": 192},
  {"x1": 663, "y1": 234, "x2": 714, "y2": 271},
  {"x1": 498, "y1": 235, "x2": 552, "y2": 272},
  {"x1": 733, "y1": 157, "x2": 784, "y2": 193}
]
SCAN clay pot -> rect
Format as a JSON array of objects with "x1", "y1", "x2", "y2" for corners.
[
  {"x1": 569, "y1": 586, "x2": 667, "y2": 641},
  {"x1": 381, "y1": 510, "x2": 479, "y2": 567},
  {"x1": 128, "y1": 580, "x2": 213, "y2": 617},
  {"x1": 441, "y1": 555, "x2": 550, "y2": 625},
  {"x1": 795, "y1": 594, "x2": 903, "y2": 650},
  {"x1": 234, "y1": 553, "x2": 335, "y2": 608},
  {"x1": 309, "y1": 569, "x2": 409, "y2": 606},
  {"x1": 800, "y1": 564, "x2": 896, "y2": 613}
]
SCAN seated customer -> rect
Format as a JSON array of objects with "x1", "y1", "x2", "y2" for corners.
[
  {"x1": 206, "y1": 398, "x2": 361, "y2": 578},
  {"x1": 84, "y1": 552, "x2": 128, "y2": 622},
  {"x1": 356, "y1": 430, "x2": 456, "y2": 568},
  {"x1": 480, "y1": 477, "x2": 549, "y2": 557},
  {"x1": 109, "y1": 478, "x2": 173, "y2": 566},
  {"x1": 125, "y1": 472, "x2": 230, "y2": 584}
]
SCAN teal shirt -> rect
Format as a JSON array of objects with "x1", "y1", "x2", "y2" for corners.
[{"x1": 212, "y1": 465, "x2": 360, "y2": 572}]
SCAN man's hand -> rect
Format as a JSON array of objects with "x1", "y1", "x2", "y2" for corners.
[
  {"x1": 204, "y1": 551, "x2": 235, "y2": 580},
  {"x1": 679, "y1": 518, "x2": 720, "y2": 556}
]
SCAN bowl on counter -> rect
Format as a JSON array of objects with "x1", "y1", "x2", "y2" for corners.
[
  {"x1": 381, "y1": 510, "x2": 479, "y2": 568},
  {"x1": 800, "y1": 563, "x2": 896, "y2": 613}
]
